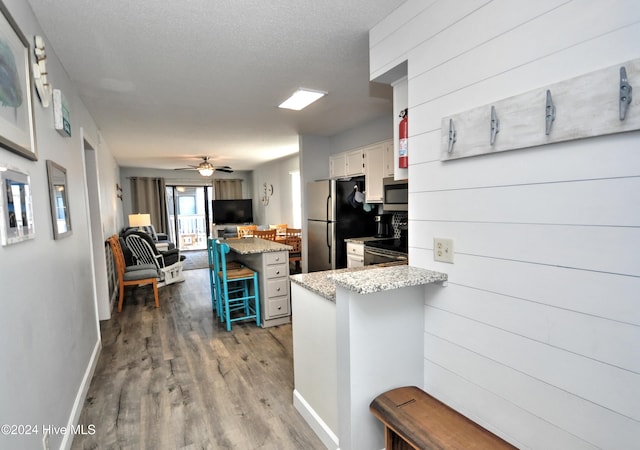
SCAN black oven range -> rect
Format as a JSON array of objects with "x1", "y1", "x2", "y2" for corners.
[{"x1": 363, "y1": 238, "x2": 408, "y2": 266}]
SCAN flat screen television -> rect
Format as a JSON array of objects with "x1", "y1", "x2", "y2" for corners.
[{"x1": 212, "y1": 199, "x2": 253, "y2": 224}]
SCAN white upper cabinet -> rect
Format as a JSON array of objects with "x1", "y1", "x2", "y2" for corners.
[
  {"x1": 345, "y1": 148, "x2": 365, "y2": 176},
  {"x1": 383, "y1": 140, "x2": 394, "y2": 178},
  {"x1": 330, "y1": 148, "x2": 364, "y2": 178},
  {"x1": 329, "y1": 152, "x2": 347, "y2": 178},
  {"x1": 364, "y1": 142, "x2": 385, "y2": 203}
]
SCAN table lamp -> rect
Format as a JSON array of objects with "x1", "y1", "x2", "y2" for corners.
[{"x1": 129, "y1": 213, "x2": 151, "y2": 230}]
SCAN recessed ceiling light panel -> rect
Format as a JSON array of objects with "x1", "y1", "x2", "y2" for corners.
[{"x1": 278, "y1": 88, "x2": 327, "y2": 110}]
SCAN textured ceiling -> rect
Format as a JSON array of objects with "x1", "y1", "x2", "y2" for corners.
[{"x1": 26, "y1": 0, "x2": 405, "y2": 171}]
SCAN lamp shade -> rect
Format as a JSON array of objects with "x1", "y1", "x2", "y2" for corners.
[{"x1": 129, "y1": 213, "x2": 151, "y2": 228}]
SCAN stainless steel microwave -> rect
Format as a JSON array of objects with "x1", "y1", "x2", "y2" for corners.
[{"x1": 382, "y1": 177, "x2": 408, "y2": 211}]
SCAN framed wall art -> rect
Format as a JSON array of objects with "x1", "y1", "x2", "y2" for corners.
[
  {"x1": 46, "y1": 160, "x2": 72, "y2": 239},
  {"x1": 0, "y1": 1, "x2": 37, "y2": 160},
  {"x1": 0, "y1": 164, "x2": 35, "y2": 245}
]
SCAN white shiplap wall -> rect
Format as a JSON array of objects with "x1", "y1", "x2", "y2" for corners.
[{"x1": 371, "y1": 1, "x2": 640, "y2": 449}]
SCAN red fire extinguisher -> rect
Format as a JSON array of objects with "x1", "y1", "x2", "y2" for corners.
[{"x1": 398, "y1": 108, "x2": 408, "y2": 168}]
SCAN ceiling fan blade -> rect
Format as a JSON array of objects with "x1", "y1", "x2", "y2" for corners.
[
  {"x1": 173, "y1": 167, "x2": 198, "y2": 171},
  {"x1": 214, "y1": 166, "x2": 234, "y2": 173}
]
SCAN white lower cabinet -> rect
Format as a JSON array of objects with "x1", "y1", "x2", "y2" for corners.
[
  {"x1": 346, "y1": 242, "x2": 364, "y2": 268},
  {"x1": 235, "y1": 250, "x2": 290, "y2": 327}
]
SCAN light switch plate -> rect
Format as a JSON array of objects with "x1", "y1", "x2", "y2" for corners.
[{"x1": 434, "y1": 238, "x2": 454, "y2": 263}]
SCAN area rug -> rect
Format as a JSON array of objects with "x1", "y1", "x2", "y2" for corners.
[{"x1": 181, "y1": 250, "x2": 209, "y2": 270}]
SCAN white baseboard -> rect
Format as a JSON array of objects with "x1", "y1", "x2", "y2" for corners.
[
  {"x1": 59, "y1": 339, "x2": 102, "y2": 450},
  {"x1": 293, "y1": 389, "x2": 340, "y2": 450}
]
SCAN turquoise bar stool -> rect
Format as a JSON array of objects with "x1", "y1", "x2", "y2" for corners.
[
  {"x1": 207, "y1": 238, "x2": 219, "y2": 314},
  {"x1": 209, "y1": 239, "x2": 244, "y2": 320},
  {"x1": 214, "y1": 240, "x2": 261, "y2": 331}
]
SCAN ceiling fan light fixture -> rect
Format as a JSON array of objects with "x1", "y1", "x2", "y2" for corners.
[
  {"x1": 198, "y1": 163, "x2": 215, "y2": 177},
  {"x1": 278, "y1": 88, "x2": 326, "y2": 111}
]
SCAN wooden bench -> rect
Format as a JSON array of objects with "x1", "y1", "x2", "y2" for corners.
[{"x1": 370, "y1": 386, "x2": 517, "y2": 450}]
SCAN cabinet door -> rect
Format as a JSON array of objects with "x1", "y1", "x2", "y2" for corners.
[
  {"x1": 347, "y1": 254, "x2": 364, "y2": 268},
  {"x1": 345, "y1": 149, "x2": 365, "y2": 176},
  {"x1": 383, "y1": 139, "x2": 394, "y2": 178},
  {"x1": 364, "y1": 143, "x2": 384, "y2": 203},
  {"x1": 330, "y1": 152, "x2": 347, "y2": 178}
]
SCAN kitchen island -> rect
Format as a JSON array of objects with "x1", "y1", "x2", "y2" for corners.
[
  {"x1": 290, "y1": 264, "x2": 447, "y2": 450},
  {"x1": 225, "y1": 237, "x2": 292, "y2": 328}
]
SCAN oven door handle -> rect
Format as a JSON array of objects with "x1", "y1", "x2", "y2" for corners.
[{"x1": 365, "y1": 249, "x2": 407, "y2": 260}]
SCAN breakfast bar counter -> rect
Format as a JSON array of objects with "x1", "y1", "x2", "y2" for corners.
[{"x1": 290, "y1": 264, "x2": 447, "y2": 450}]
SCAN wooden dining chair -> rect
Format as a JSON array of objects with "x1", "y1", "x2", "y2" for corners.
[
  {"x1": 237, "y1": 224, "x2": 257, "y2": 238},
  {"x1": 254, "y1": 229, "x2": 277, "y2": 241},
  {"x1": 269, "y1": 223, "x2": 287, "y2": 236},
  {"x1": 107, "y1": 235, "x2": 159, "y2": 312},
  {"x1": 282, "y1": 228, "x2": 302, "y2": 273}
]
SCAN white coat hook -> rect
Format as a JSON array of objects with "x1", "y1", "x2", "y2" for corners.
[
  {"x1": 545, "y1": 90, "x2": 556, "y2": 135},
  {"x1": 620, "y1": 66, "x2": 632, "y2": 120},
  {"x1": 447, "y1": 119, "x2": 456, "y2": 153},
  {"x1": 490, "y1": 106, "x2": 500, "y2": 145}
]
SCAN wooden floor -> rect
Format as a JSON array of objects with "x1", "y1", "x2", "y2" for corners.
[{"x1": 72, "y1": 269, "x2": 325, "y2": 450}]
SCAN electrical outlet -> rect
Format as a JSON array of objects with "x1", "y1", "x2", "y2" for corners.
[
  {"x1": 42, "y1": 431, "x2": 50, "y2": 450},
  {"x1": 434, "y1": 238, "x2": 454, "y2": 263}
]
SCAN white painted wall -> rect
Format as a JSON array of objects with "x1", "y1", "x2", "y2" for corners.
[
  {"x1": 0, "y1": 1, "x2": 120, "y2": 449},
  {"x1": 251, "y1": 154, "x2": 299, "y2": 227},
  {"x1": 371, "y1": 1, "x2": 640, "y2": 449}
]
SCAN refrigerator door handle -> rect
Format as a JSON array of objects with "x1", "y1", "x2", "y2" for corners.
[
  {"x1": 326, "y1": 222, "x2": 332, "y2": 265},
  {"x1": 326, "y1": 194, "x2": 331, "y2": 222}
]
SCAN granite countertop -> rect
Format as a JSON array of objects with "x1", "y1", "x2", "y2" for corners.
[
  {"x1": 224, "y1": 237, "x2": 292, "y2": 254},
  {"x1": 290, "y1": 263, "x2": 447, "y2": 301}
]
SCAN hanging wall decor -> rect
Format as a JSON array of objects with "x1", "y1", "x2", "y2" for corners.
[
  {"x1": 0, "y1": 164, "x2": 35, "y2": 245},
  {"x1": 46, "y1": 160, "x2": 72, "y2": 239},
  {"x1": 441, "y1": 58, "x2": 640, "y2": 161},
  {"x1": 261, "y1": 182, "x2": 273, "y2": 206},
  {"x1": 32, "y1": 35, "x2": 52, "y2": 107},
  {"x1": 0, "y1": 2, "x2": 37, "y2": 160},
  {"x1": 53, "y1": 89, "x2": 71, "y2": 136}
]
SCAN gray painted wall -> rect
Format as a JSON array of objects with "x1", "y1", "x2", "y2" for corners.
[{"x1": 0, "y1": 1, "x2": 120, "y2": 449}]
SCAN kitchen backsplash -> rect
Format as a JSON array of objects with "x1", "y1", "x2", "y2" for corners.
[{"x1": 391, "y1": 212, "x2": 408, "y2": 238}]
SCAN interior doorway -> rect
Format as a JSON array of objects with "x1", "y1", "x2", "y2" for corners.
[
  {"x1": 166, "y1": 185, "x2": 212, "y2": 250},
  {"x1": 82, "y1": 134, "x2": 110, "y2": 321}
]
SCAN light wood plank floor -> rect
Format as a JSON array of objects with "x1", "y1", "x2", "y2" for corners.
[{"x1": 72, "y1": 269, "x2": 325, "y2": 450}]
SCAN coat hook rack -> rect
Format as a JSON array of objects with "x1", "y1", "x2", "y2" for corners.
[
  {"x1": 620, "y1": 66, "x2": 632, "y2": 120},
  {"x1": 545, "y1": 90, "x2": 556, "y2": 135},
  {"x1": 447, "y1": 118, "x2": 456, "y2": 153},
  {"x1": 490, "y1": 106, "x2": 500, "y2": 145}
]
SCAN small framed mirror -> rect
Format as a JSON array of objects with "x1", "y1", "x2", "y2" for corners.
[
  {"x1": 0, "y1": 165, "x2": 35, "y2": 245},
  {"x1": 46, "y1": 160, "x2": 72, "y2": 239}
]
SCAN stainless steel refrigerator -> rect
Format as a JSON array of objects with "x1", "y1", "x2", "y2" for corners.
[{"x1": 306, "y1": 177, "x2": 377, "y2": 272}]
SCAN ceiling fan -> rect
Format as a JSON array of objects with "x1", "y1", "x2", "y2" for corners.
[{"x1": 174, "y1": 157, "x2": 234, "y2": 176}]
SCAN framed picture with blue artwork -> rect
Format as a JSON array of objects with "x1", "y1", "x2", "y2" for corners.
[{"x1": 0, "y1": 1, "x2": 37, "y2": 160}]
